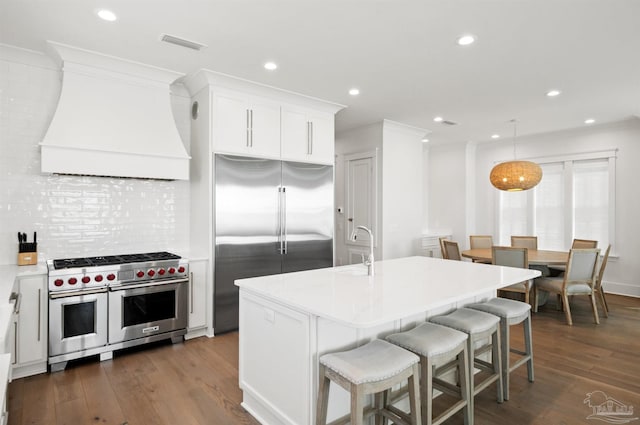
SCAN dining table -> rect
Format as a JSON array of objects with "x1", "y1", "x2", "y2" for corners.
[{"x1": 461, "y1": 248, "x2": 568, "y2": 266}]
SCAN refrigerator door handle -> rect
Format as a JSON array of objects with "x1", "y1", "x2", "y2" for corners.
[
  {"x1": 278, "y1": 186, "x2": 284, "y2": 254},
  {"x1": 282, "y1": 186, "x2": 287, "y2": 254}
]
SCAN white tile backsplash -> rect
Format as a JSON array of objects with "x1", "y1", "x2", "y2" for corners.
[{"x1": 0, "y1": 50, "x2": 191, "y2": 264}]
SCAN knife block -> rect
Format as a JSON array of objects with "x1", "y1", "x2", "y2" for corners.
[
  {"x1": 18, "y1": 252, "x2": 38, "y2": 266},
  {"x1": 18, "y1": 242, "x2": 38, "y2": 265}
]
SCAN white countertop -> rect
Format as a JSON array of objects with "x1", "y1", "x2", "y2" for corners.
[
  {"x1": 0, "y1": 263, "x2": 47, "y2": 303},
  {"x1": 236, "y1": 256, "x2": 541, "y2": 328}
]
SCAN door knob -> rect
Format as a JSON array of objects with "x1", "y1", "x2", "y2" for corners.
[{"x1": 348, "y1": 218, "x2": 353, "y2": 222}]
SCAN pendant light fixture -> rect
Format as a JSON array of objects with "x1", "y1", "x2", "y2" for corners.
[{"x1": 490, "y1": 119, "x2": 542, "y2": 191}]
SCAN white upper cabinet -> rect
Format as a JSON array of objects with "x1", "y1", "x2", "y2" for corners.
[
  {"x1": 281, "y1": 107, "x2": 334, "y2": 164},
  {"x1": 185, "y1": 70, "x2": 344, "y2": 163},
  {"x1": 213, "y1": 91, "x2": 281, "y2": 158}
]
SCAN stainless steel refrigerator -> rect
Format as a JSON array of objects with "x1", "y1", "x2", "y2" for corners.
[{"x1": 214, "y1": 154, "x2": 333, "y2": 333}]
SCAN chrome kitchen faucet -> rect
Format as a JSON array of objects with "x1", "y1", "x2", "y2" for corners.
[{"x1": 351, "y1": 225, "x2": 375, "y2": 276}]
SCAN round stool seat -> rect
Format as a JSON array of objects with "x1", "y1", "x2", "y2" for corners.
[
  {"x1": 430, "y1": 307, "x2": 499, "y2": 334},
  {"x1": 320, "y1": 339, "x2": 419, "y2": 385},
  {"x1": 386, "y1": 322, "x2": 467, "y2": 358},
  {"x1": 468, "y1": 298, "x2": 530, "y2": 323}
]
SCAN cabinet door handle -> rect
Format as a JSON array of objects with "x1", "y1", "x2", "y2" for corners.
[
  {"x1": 246, "y1": 109, "x2": 251, "y2": 147},
  {"x1": 310, "y1": 121, "x2": 314, "y2": 155},
  {"x1": 37, "y1": 288, "x2": 41, "y2": 341},
  {"x1": 250, "y1": 109, "x2": 254, "y2": 147},
  {"x1": 307, "y1": 122, "x2": 311, "y2": 155},
  {"x1": 190, "y1": 272, "x2": 194, "y2": 314},
  {"x1": 13, "y1": 322, "x2": 17, "y2": 365}
]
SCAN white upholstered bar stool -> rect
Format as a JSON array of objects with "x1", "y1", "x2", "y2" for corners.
[
  {"x1": 386, "y1": 322, "x2": 471, "y2": 425},
  {"x1": 466, "y1": 298, "x2": 534, "y2": 401},
  {"x1": 429, "y1": 308, "x2": 503, "y2": 418},
  {"x1": 316, "y1": 339, "x2": 422, "y2": 425}
]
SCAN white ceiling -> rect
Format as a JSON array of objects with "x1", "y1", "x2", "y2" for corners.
[{"x1": 2, "y1": 0, "x2": 639, "y2": 144}]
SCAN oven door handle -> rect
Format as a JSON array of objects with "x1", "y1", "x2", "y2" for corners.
[
  {"x1": 49, "y1": 287, "x2": 108, "y2": 299},
  {"x1": 109, "y1": 278, "x2": 189, "y2": 291}
]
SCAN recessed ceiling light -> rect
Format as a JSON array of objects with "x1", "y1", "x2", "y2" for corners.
[
  {"x1": 422, "y1": 138, "x2": 429, "y2": 143},
  {"x1": 264, "y1": 62, "x2": 278, "y2": 71},
  {"x1": 585, "y1": 118, "x2": 595, "y2": 124},
  {"x1": 457, "y1": 34, "x2": 476, "y2": 46},
  {"x1": 97, "y1": 9, "x2": 117, "y2": 22},
  {"x1": 491, "y1": 134, "x2": 500, "y2": 139},
  {"x1": 546, "y1": 89, "x2": 561, "y2": 97},
  {"x1": 433, "y1": 116, "x2": 444, "y2": 122},
  {"x1": 349, "y1": 88, "x2": 360, "y2": 96}
]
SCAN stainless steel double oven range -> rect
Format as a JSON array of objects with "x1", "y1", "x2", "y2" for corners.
[{"x1": 47, "y1": 252, "x2": 188, "y2": 371}]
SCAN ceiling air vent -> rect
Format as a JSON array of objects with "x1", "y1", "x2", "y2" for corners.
[{"x1": 160, "y1": 34, "x2": 207, "y2": 51}]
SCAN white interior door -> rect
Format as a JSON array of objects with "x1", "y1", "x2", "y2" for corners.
[{"x1": 345, "y1": 152, "x2": 376, "y2": 252}]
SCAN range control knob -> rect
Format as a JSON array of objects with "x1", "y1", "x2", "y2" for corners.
[
  {"x1": 158, "y1": 268, "x2": 166, "y2": 276},
  {"x1": 107, "y1": 274, "x2": 116, "y2": 281},
  {"x1": 168, "y1": 267, "x2": 176, "y2": 274},
  {"x1": 147, "y1": 269, "x2": 156, "y2": 277},
  {"x1": 69, "y1": 277, "x2": 77, "y2": 285},
  {"x1": 82, "y1": 276, "x2": 90, "y2": 284},
  {"x1": 54, "y1": 279, "x2": 64, "y2": 287},
  {"x1": 95, "y1": 275, "x2": 103, "y2": 282},
  {"x1": 178, "y1": 266, "x2": 185, "y2": 273},
  {"x1": 136, "y1": 271, "x2": 145, "y2": 278}
]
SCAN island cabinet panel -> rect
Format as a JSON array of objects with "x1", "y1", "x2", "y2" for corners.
[{"x1": 239, "y1": 292, "x2": 311, "y2": 425}]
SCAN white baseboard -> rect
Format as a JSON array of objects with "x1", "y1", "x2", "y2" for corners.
[{"x1": 602, "y1": 280, "x2": 640, "y2": 298}]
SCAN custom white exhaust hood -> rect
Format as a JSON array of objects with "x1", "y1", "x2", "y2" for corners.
[{"x1": 40, "y1": 41, "x2": 190, "y2": 180}]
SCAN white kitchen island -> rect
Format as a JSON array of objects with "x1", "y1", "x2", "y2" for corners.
[{"x1": 235, "y1": 256, "x2": 540, "y2": 425}]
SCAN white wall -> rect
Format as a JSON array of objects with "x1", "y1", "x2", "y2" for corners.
[
  {"x1": 0, "y1": 44, "x2": 191, "y2": 264},
  {"x1": 428, "y1": 118, "x2": 640, "y2": 297},
  {"x1": 381, "y1": 120, "x2": 424, "y2": 259},
  {"x1": 426, "y1": 142, "x2": 469, "y2": 244}
]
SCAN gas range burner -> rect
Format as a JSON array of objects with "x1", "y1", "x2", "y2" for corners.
[
  {"x1": 52, "y1": 251, "x2": 181, "y2": 269},
  {"x1": 47, "y1": 251, "x2": 188, "y2": 292}
]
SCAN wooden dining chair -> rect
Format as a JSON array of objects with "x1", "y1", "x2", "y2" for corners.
[
  {"x1": 534, "y1": 248, "x2": 600, "y2": 325},
  {"x1": 492, "y1": 246, "x2": 532, "y2": 305},
  {"x1": 549, "y1": 238, "x2": 599, "y2": 274},
  {"x1": 469, "y1": 235, "x2": 493, "y2": 263},
  {"x1": 595, "y1": 244, "x2": 612, "y2": 317},
  {"x1": 572, "y1": 239, "x2": 598, "y2": 249},
  {"x1": 510, "y1": 236, "x2": 538, "y2": 250},
  {"x1": 439, "y1": 237, "x2": 450, "y2": 259},
  {"x1": 443, "y1": 240, "x2": 462, "y2": 261}
]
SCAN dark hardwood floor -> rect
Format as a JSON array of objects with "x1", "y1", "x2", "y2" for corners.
[{"x1": 7, "y1": 294, "x2": 640, "y2": 425}]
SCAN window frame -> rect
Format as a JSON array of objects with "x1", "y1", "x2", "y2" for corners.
[{"x1": 495, "y1": 149, "x2": 616, "y2": 251}]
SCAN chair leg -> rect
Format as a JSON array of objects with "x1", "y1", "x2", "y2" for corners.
[
  {"x1": 422, "y1": 357, "x2": 432, "y2": 425},
  {"x1": 459, "y1": 345, "x2": 471, "y2": 425},
  {"x1": 589, "y1": 294, "x2": 600, "y2": 325},
  {"x1": 492, "y1": 326, "x2": 504, "y2": 404},
  {"x1": 533, "y1": 287, "x2": 539, "y2": 313},
  {"x1": 501, "y1": 319, "x2": 510, "y2": 401},
  {"x1": 597, "y1": 290, "x2": 609, "y2": 318},
  {"x1": 562, "y1": 294, "x2": 573, "y2": 325},
  {"x1": 374, "y1": 392, "x2": 384, "y2": 425},
  {"x1": 467, "y1": 337, "x2": 475, "y2": 416},
  {"x1": 556, "y1": 294, "x2": 564, "y2": 311},
  {"x1": 351, "y1": 385, "x2": 364, "y2": 425},
  {"x1": 408, "y1": 364, "x2": 421, "y2": 425},
  {"x1": 316, "y1": 366, "x2": 330, "y2": 425},
  {"x1": 524, "y1": 314, "x2": 534, "y2": 383},
  {"x1": 601, "y1": 290, "x2": 610, "y2": 313}
]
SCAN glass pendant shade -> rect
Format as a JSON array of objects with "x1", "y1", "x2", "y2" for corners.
[{"x1": 490, "y1": 160, "x2": 542, "y2": 191}]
